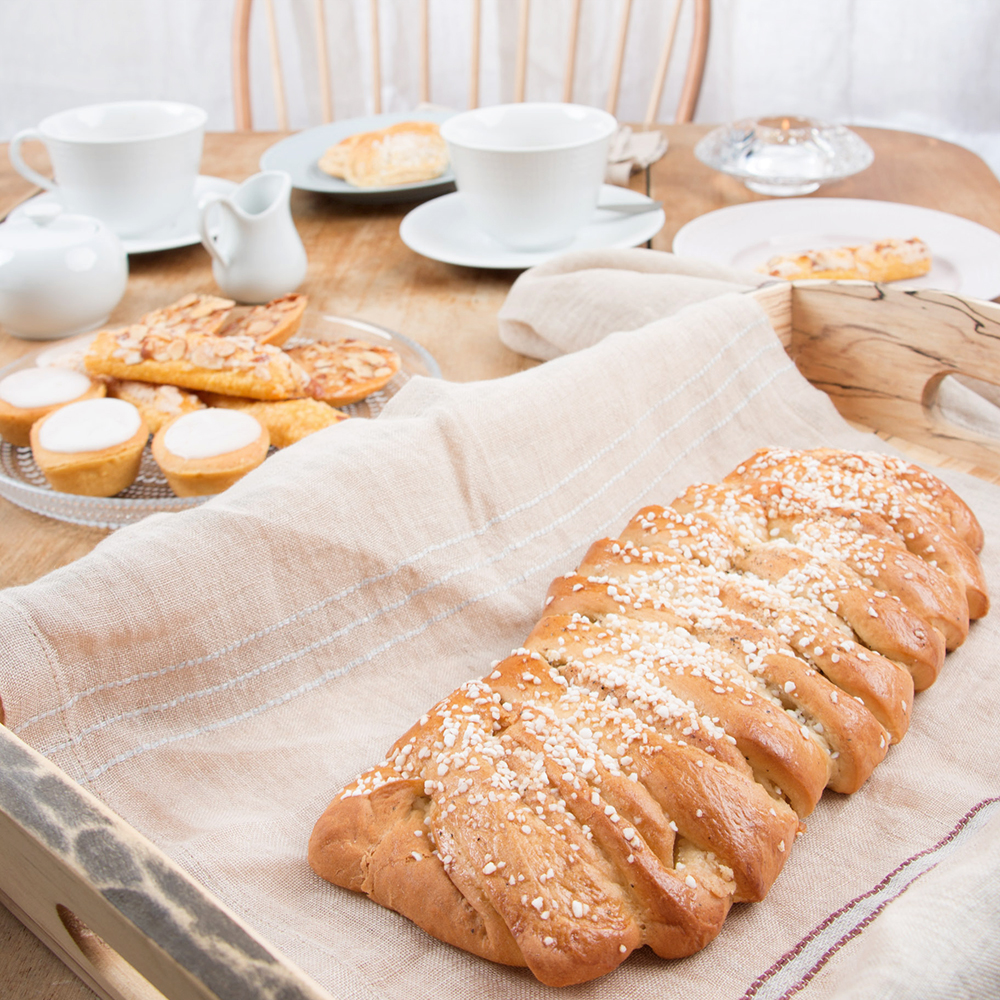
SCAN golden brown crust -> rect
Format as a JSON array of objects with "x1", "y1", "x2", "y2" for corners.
[
  {"x1": 614, "y1": 508, "x2": 915, "y2": 745},
  {"x1": 217, "y1": 294, "x2": 308, "y2": 347},
  {"x1": 286, "y1": 338, "x2": 400, "y2": 406},
  {"x1": 308, "y1": 772, "x2": 528, "y2": 966},
  {"x1": 308, "y1": 447, "x2": 987, "y2": 987},
  {"x1": 319, "y1": 121, "x2": 448, "y2": 188},
  {"x1": 30, "y1": 408, "x2": 148, "y2": 497},
  {"x1": 198, "y1": 393, "x2": 348, "y2": 448},
  {"x1": 150, "y1": 414, "x2": 269, "y2": 497},
  {"x1": 759, "y1": 238, "x2": 931, "y2": 283},
  {"x1": 107, "y1": 379, "x2": 205, "y2": 434},
  {"x1": 0, "y1": 378, "x2": 105, "y2": 447},
  {"x1": 84, "y1": 327, "x2": 313, "y2": 401},
  {"x1": 131, "y1": 293, "x2": 235, "y2": 335},
  {"x1": 726, "y1": 448, "x2": 989, "y2": 618},
  {"x1": 317, "y1": 133, "x2": 363, "y2": 180}
]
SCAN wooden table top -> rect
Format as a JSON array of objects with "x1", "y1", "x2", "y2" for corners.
[{"x1": 2, "y1": 123, "x2": 1000, "y2": 999}]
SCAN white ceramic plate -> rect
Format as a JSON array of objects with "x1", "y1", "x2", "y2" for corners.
[
  {"x1": 0, "y1": 314, "x2": 441, "y2": 529},
  {"x1": 672, "y1": 197, "x2": 1000, "y2": 299},
  {"x1": 8, "y1": 176, "x2": 237, "y2": 255},
  {"x1": 399, "y1": 185, "x2": 665, "y2": 270},
  {"x1": 259, "y1": 110, "x2": 456, "y2": 203}
]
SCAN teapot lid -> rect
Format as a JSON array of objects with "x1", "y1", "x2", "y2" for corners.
[{"x1": 0, "y1": 203, "x2": 109, "y2": 252}]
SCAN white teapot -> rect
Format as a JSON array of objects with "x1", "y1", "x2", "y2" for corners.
[
  {"x1": 199, "y1": 170, "x2": 307, "y2": 304},
  {"x1": 0, "y1": 203, "x2": 128, "y2": 340}
]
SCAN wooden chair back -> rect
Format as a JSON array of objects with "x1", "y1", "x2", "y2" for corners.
[{"x1": 233, "y1": 0, "x2": 710, "y2": 131}]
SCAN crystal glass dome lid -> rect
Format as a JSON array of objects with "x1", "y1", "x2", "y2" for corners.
[{"x1": 695, "y1": 116, "x2": 875, "y2": 196}]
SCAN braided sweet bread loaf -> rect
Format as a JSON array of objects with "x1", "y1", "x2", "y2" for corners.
[{"x1": 308, "y1": 448, "x2": 987, "y2": 987}]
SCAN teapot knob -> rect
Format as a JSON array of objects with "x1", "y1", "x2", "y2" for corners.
[{"x1": 23, "y1": 202, "x2": 63, "y2": 227}]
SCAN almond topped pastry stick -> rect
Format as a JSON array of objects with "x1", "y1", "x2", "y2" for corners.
[
  {"x1": 85, "y1": 327, "x2": 314, "y2": 402},
  {"x1": 317, "y1": 133, "x2": 363, "y2": 179},
  {"x1": 758, "y1": 237, "x2": 931, "y2": 283},
  {"x1": 132, "y1": 293, "x2": 235, "y2": 336},
  {"x1": 285, "y1": 338, "x2": 401, "y2": 406},
  {"x1": 217, "y1": 293, "x2": 308, "y2": 347},
  {"x1": 308, "y1": 447, "x2": 987, "y2": 987}
]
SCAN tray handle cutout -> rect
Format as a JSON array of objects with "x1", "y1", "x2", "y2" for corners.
[
  {"x1": 752, "y1": 281, "x2": 1000, "y2": 475},
  {"x1": 0, "y1": 725, "x2": 337, "y2": 1000},
  {"x1": 57, "y1": 904, "x2": 169, "y2": 1000}
]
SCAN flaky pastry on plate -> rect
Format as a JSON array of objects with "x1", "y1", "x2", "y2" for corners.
[
  {"x1": 759, "y1": 236, "x2": 931, "y2": 282},
  {"x1": 318, "y1": 121, "x2": 449, "y2": 188}
]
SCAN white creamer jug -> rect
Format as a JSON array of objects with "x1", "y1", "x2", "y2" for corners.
[{"x1": 198, "y1": 170, "x2": 307, "y2": 303}]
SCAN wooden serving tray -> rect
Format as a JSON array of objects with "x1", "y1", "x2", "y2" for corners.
[
  {"x1": 2, "y1": 280, "x2": 999, "y2": 1000},
  {"x1": 751, "y1": 280, "x2": 1000, "y2": 483}
]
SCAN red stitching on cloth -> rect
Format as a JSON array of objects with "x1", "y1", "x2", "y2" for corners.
[{"x1": 740, "y1": 797, "x2": 1000, "y2": 1000}]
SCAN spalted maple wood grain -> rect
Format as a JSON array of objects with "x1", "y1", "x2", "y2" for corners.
[{"x1": 753, "y1": 282, "x2": 1000, "y2": 477}]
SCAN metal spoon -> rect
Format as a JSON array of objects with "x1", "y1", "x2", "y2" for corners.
[{"x1": 595, "y1": 200, "x2": 663, "y2": 215}]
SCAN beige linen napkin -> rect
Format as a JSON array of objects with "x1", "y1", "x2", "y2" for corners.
[
  {"x1": 1, "y1": 270, "x2": 999, "y2": 999},
  {"x1": 497, "y1": 247, "x2": 772, "y2": 359},
  {"x1": 605, "y1": 125, "x2": 670, "y2": 186}
]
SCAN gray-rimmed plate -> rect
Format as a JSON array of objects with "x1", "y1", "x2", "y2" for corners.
[{"x1": 259, "y1": 110, "x2": 456, "y2": 204}]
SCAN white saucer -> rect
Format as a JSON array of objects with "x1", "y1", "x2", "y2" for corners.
[
  {"x1": 673, "y1": 197, "x2": 1000, "y2": 300},
  {"x1": 9, "y1": 176, "x2": 238, "y2": 255},
  {"x1": 399, "y1": 185, "x2": 665, "y2": 269}
]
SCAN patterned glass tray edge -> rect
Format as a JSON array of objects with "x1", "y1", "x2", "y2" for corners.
[{"x1": 0, "y1": 315, "x2": 441, "y2": 530}]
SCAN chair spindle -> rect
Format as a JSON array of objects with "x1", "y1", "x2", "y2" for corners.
[
  {"x1": 314, "y1": 0, "x2": 333, "y2": 123},
  {"x1": 514, "y1": 0, "x2": 530, "y2": 103},
  {"x1": 563, "y1": 0, "x2": 582, "y2": 103},
  {"x1": 605, "y1": 0, "x2": 633, "y2": 116},
  {"x1": 370, "y1": 0, "x2": 382, "y2": 114}
]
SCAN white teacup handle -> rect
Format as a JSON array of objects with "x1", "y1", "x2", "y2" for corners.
[
  {"x1": 8, "y1": 128, "x2": 56, "y2": 192},
  {"x1": 198, "y1": 195, "x2": 238, "y2": 269}
]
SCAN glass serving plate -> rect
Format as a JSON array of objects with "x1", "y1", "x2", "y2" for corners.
[
  {"x1": 694, "y1": 116, "x2": 875, "y2": 197},
  {"x1": 0, "y1": 314, "x2": 441, "y2": 529}
]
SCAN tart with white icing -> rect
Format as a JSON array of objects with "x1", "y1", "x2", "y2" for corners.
[
  {"x1": 30, "y1": 397, "x2": 148, "y2": 496},
  {"x1": 0, "y1": 367, "x2": 106, "y2": 447},
  {"x1": 151, "y1": 408, "x2": 269, "y2": 497},
  {"x1": 198, "y1": 392, "x2": 348, "y2": 448}
]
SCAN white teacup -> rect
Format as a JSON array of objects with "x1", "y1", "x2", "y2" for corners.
[
  {"x1": 9, "y1": 101, "x2": 207, "y2": 238},
  {"x1": 440, "y1": 103, "x2": 617, "y2": 251}
]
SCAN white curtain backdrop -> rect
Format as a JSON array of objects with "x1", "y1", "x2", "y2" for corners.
[{"x1": 1, "y1": 0, "x2": 998, "y2": 177}]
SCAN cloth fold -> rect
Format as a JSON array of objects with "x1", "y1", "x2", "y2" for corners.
[
  {"x1": 605, "y1": 125, "x2": 670, "y2": 185},
  {"x1": 1, "y1": 256, "x2": 999, "y2": 999},
  {"x1": 497, "y1": 248, "x2": 771, "y2": 360}
]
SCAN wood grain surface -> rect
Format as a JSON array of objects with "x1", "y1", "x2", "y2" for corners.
[
  {"x1": 3, "y1": 126, "x2": 1000, "y2": 590},
  {"x1": 2, "y1": 123, "x2": 1000, "y2": 1000}
]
